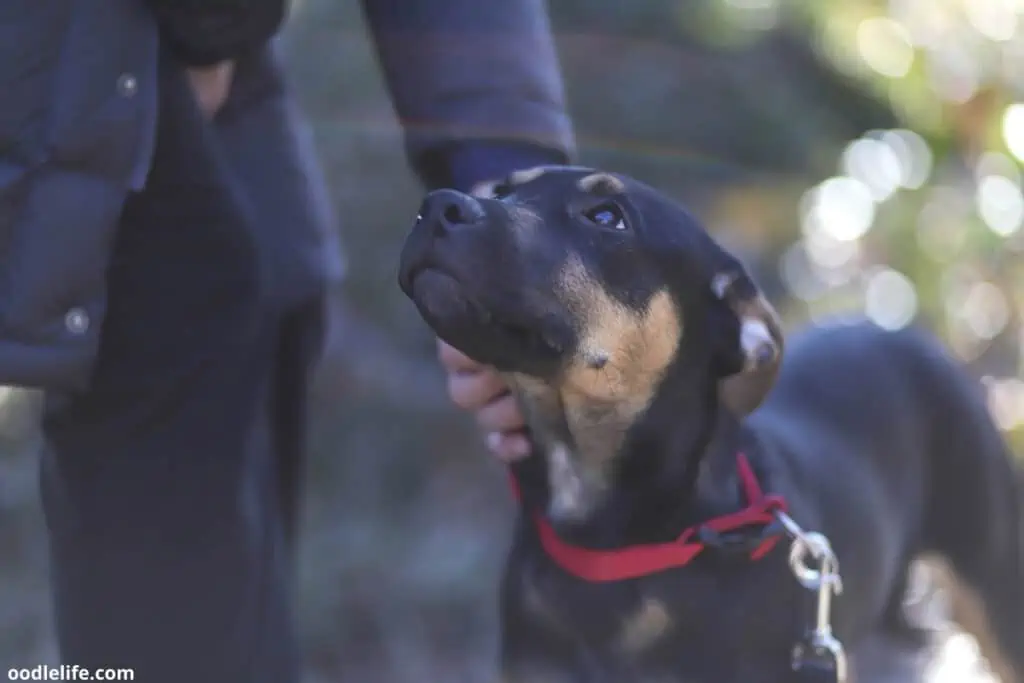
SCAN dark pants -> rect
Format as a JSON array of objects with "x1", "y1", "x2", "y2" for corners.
[{"x1": 38, "y1": 52, "x2": 324, "y2": 682}]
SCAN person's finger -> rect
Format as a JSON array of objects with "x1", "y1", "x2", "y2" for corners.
[
  {"x1": 437, "y1": 339, "x2": 484, "y2": 374},
  {"x1": 447, "y1": 370, "x2": 507, "y2": 411},
  {"x1": 486, "y1": 431, "x2": 533, "y2": 462},
  {"x1": 475, "y1": 394, "x2": 526, "y2": 434},
  {"x1": 186, "y1": 61, "x2": 234, "y2": 118}
]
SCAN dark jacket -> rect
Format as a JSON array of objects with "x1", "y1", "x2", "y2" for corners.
[{"x1": 0, "y1": 0, "x2": 574, "y2": 391}]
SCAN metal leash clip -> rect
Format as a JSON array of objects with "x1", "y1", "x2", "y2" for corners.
[{"x1": 775, "y1": 511, "x2": 848, "y2": 683}]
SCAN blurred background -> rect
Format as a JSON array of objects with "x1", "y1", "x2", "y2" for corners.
[{"x1": 2, "y1": 0, "x2": 1023, "y2": 680}]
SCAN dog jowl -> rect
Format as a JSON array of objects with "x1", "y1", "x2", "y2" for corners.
[{"x1": 398, "y1": 167, "x2": 781, "y2": 526}]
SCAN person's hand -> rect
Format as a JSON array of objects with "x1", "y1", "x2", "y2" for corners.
[
  {"x1": 187, "y1": 61, "x2": 235, "y2": 119},
  {"x1": 438, "y1": 340, "x2": 533, "y2": 462}
]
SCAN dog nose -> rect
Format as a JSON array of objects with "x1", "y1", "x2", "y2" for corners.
[{"x1": 417, "y1": 189, "x2": 485, "y2": 236}]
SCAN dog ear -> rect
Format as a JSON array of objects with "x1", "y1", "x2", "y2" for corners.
[{"x1": 710, "y1": 269, "x2": 784, "y2": 415}]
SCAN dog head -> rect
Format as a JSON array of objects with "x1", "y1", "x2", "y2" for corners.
[{"x1": 399, "y1": 166, "x2": 783, "y2": 523}]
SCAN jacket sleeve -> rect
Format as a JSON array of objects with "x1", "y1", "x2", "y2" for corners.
[
  {"x1": 360, "y1": 0, "x2": 576, "y2": 190},
  {"x1": 144, "y1": 0, "x2": 287, "y2": 67}
]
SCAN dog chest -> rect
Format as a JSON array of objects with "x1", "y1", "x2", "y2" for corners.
[{"x1": 510, "y1": 550, "x2": 809, "y2": 680}]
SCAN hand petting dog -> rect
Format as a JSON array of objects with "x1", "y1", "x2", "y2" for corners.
[{"x1": 438, "y1": 340, "x2": 532, "y2": 462}]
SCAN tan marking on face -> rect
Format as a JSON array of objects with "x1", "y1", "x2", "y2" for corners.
[
  {"x1": 501, "y1": 258, "x2": 681, "y2": 522},
  {"x1": 562, "y1": 285, "x2": 681, "y2": 405},
  {"x1": 577, "y1": 172, "x2": 626, "y2": 196},
  {"x1": 509, "y1": 166, "x2": 550, "y2": 186},
  {"x1": 502, "y1": 257, "x2": 681, "y2": 521},
  {"x1": 923, "y1": 555, "x2": 1019, "y2": 683},
  {"x1": 617, "y1": 598, "x2": 673, "y2": 653},
  {"x1": 558, "y1": 257, "x2": 681, "y2": 464}
]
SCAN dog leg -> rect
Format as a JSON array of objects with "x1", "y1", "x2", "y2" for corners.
[
  {"x1": 915, "y1": 373, "x2": 1024, "y2": 680},
  {"x1": 912, "y1": 556, "x2": 1016, "y2": 683},
  {"x1": 925, "y1": 445, "x2": 1024, "y2": 683},
  {"x1": 882, "y1": 328, "x2": 1024, "y2": 682}
]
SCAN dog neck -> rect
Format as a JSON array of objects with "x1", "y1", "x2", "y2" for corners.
[{"x1": 508, "y1": 365, "x2": 755, "y2": 550}]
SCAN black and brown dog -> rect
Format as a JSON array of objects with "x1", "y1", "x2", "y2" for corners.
[{"x1": 398, "y1": 166, "x2": 1024, "y2": 682}]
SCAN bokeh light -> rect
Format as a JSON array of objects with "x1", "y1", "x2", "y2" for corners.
[
  {"x1": 975, "y1": 151, "x2": 1021, "y2": 185},
  {"x1": 976, "y1": 174, "x2": 1024, "y2": 236},
  {"x1": 800, "y1": 176, "x2": 876, "y2": 242},
  {"x1": 856, "y1": 17, "x2": 915, "y2": 78},
  {"x1": 864, "y1": 268, "x2": 918, "y2": 330},
  {"x1": 882, "y1": 129, "x2": 933, "y2": 189},
  {"x1": 927, "y1": 43, "x2": 980, "y2": 103},
  {"x1": 983, "y1": 376, "x2": 1024, "y2": 431},
  {"x1": 961, "y1": 281, "x2": 1011, "y2": 340},
  {"x1": 841, "y1": 136, "x2": 903, "y2": 201},
  {"x1": 965, "y1": 0, "x2": 1018, "y2": 42},
  {"x1": 722, "y1": 0, "x2": 779, "y2": 31},
  {"x1": 1002, "y1": 103, "x2": 1024, "y2": 161}
]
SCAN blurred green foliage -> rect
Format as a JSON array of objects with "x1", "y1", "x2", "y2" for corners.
[{"x1": 1, "y1": 0, "x2": 1021, "y2": 680}]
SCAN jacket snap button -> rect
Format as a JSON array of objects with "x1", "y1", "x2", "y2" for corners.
[
  {"x1": 65, "y1": 308, "x2": 90, "y2": 335},
  {"x1": 117, "y1": 73, "x2": 138, "y2": 97}
]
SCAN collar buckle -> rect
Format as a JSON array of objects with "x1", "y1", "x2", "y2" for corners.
[{"x1": 696, "y1": 516, "x2": 786, "y2": 556}]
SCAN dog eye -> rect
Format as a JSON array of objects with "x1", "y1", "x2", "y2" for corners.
[
  {"x1": 583, "y1": 203, "x2": 627, "y2": 231},
  {"x1": 491, "y1": 182, "x2": 514, "y2": 200}
]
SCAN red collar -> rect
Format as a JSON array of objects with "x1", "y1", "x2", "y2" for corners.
[{"x1": 508, "y1": 453, "x2": 788, "y2": 582}]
